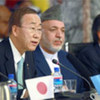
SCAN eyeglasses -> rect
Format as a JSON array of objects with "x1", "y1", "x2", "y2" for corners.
[{"x1": 20, "y1": 26, "x2": 42, "y2": 34}]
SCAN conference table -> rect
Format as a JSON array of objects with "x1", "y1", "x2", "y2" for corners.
[{"x1": 47, "y1": 91, "x2": 95, "y2": 100}]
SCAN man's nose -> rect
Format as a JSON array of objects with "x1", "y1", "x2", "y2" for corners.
[
  {"x1": 56, "y1": 30, "x2": 62, "y2": 37},
  {"x1": 33, "y1": 29, "x2": 42, "y2": 38}
]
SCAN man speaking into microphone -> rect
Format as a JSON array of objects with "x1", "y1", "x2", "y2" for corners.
[
  {"x1": 33, "y1": 4, "x2": 93, "y2": 93},
  {"x1": 0, "y1": 7, "x2": 42, "y2": 100}
]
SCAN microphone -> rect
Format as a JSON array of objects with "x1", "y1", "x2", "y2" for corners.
[
  {"x1": 52, "y1": 59, "x2": 92, "y2": 90},
  {"x1": 67, "y1": 53, "x2": 94, "y2": 87},
  {"x1": 0, "y1": 72, "x2": 9, "y2": 80},
  {"x1": 0, "y1": 72, "x2": 24, "y2": 88}
]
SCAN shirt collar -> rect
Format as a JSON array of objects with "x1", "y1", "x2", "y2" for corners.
[
  {"x1": 39, "y1": 45, "x2": 58, "y2": 60},
  {"x1": 9, "y1": 38, "x2": 25, "y2": 64}
]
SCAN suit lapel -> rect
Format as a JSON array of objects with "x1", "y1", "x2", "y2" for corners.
[
  {"x1": 24, "y1": 51, "x2": 36, "y2": 79},
  {"x1": 4, "y1": 38, "x2": 16, "y2": 80},
  {"x1": 34, "y1": 46, "x2": 51, "y2": 76},
  {"x1": 92, "y1": 44, "x2": 100, "y2": 69},
  {"x1": 58, "y1": 51, "x2": 77, "y2": 79},
  {"x1": 58, "y1": 51, "x2": 69, "y2": 78},
  {"x1": 94, "y1": 44, "x2": 100, "y2": 57}
]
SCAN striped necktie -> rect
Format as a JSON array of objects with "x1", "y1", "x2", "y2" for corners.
[{"x1": 17, "y1": 57, "x2": 24, "y2": 89}]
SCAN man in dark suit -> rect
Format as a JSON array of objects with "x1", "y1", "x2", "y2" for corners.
[
  {"x1": 0, "y1": 7, "x2": 42, "y2": 99},
  {"x1": 77, "y1": 14, "x2": 100, "y2": 75},
  {"x1": 33, "y1": 5, "x2": 92, "y2": 93}
]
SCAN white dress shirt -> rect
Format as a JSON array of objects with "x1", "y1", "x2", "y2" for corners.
[
  {"x1": 9, "y1": 38, "x2": 27, "y2": 98},
  {"x1": 9, "y1": 38, "x2": 25, "y2": 74},
  {"x1": 39, "y1": 45, "x2": 60, "y2": 74}
]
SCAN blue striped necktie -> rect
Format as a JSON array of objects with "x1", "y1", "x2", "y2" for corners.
[{"x1": 17, "y1": 57, "x2": 24, "y2": 89}]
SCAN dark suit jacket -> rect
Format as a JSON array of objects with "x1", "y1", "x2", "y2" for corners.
[
  {"x1": 77, "y1": 43, "x2": 100, "y2": 75},
  {"x1": 0, "y1": 38, "x2": 36, "y2": 100},
  {"x1": 33, "y1": 46, "x2": 88, "y2": 93}
]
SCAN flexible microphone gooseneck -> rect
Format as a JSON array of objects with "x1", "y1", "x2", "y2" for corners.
[
  {"x1": 0, "y1": 72, "x2": 24, "y2": 88},
  {"x1": 52, "y1": 59, "x2": 92, "y2": 90}
]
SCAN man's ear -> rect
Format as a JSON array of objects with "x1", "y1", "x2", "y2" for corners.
[{"x1": 12, "y1": 25, "x2": 19, "y2": 37}]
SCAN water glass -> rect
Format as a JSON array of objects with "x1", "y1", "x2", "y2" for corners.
[{"x1": 63, "y1": 79, "x2": 77, "y2": 93}]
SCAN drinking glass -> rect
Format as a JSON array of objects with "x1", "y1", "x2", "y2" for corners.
[{"x1": 63, "y1": 79, "x2": 77, "y2": 93}]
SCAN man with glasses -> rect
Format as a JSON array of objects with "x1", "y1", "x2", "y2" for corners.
[{"x1": 0, "y1": 7, "x2": 42, "y2": 100}]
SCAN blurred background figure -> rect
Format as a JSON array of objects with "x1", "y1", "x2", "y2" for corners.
[
  {"x1": 5, "y1": 0, "x2": 49, "y2": 13},
  {"x1": 19, "y1": 0, "x2": 41, "y2": 16},
  {"x1": 50, "y1": 0, "x2": 100, "y2": 44},
  {"x1": 50, "y1": 0, "x2": 63, "y2": 6},
  {"x1": 0, "y1": 5, "x2": 11, "y2": 42},
  {"x1": 77, "y1": 14, "x2": 100, "y2": 75},
  {"x1": 2, "y1": 0, "x2": 100, "y2": 44},
  {"x1": 30, "y1": 0, "x2": 50, "y2": 12},
  {"x1": 19, "y1": 0, "x2": 33, "y2": 8},
  {"x1": 5, "y1": 0, "x2": 23, "y2": 11},
  {"x1": 0, "y1": 0, "x2": 5, "y2": 5},
  {"x1": 5, "y1": 0, "x2": 41, "y2": 16}
]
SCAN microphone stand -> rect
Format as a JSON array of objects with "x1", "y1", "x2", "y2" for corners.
[
  {"x1": 0, "y1": 72, "x2": 24, "y2": 88},
  {"x1": 52, "y1": 59, "x2": 96, "y2": 99},
  {"x1": 59, "y1": 62, "x2": 92, "y2": 90}
]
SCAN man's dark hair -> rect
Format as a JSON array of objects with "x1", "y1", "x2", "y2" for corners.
[
  {"x1": 8, "y1": 7, "x2": 37, "y2": 33},
  {"x1": 92, "y1": 14, "x2": 100, "y2": 44}
]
